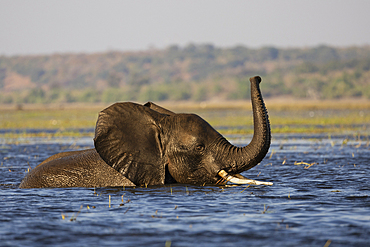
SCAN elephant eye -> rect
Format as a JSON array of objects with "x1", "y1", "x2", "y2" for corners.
[{"x1": 196, "y1": 144, "x2": 205, "y2": 152}]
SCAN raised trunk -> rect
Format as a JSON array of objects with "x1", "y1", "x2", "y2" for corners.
[{"x1": 223, "y1": 76, "x2": 271, "y2": 174}]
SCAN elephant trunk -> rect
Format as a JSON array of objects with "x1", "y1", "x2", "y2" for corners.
[{"x1": 221, "y1": 76, "x2": 271, "y2": 175}]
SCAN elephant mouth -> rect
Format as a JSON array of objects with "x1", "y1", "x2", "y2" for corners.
[{"x1": 217, "y1": 170, "x2": 273, "y2": 186}]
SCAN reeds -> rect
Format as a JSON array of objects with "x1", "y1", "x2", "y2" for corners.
[{"x1": 294, "y1": 161, "x2": 317, "y2": 169}]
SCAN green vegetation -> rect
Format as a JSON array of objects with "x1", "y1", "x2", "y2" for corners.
[
  {"x1": 1, "y1": 44, "x2": 370, "y2": 138},
  {"x1": 1, "y1": 44, "x2": 370, "y2": 104},
  {"x1": 1, "y1": 101, "x2": 369, "y2": 139},
  {"x1": 0, "y1": 108, "x2": 98, "y2": 129}
]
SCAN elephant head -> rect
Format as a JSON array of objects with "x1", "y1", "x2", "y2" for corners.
[{"x1": 94, "y1": 76, "x2": 271, "y2": 186}]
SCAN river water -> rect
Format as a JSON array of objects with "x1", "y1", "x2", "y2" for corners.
[{"x1": 1, "y1": 132, "x2": 369, "y2": 246}]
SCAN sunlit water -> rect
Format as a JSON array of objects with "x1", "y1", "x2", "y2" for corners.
[{"x1": 1, "y1": 132, "x2": 369, "y2": 246}]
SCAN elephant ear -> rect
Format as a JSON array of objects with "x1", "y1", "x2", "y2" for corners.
[
  {"x1": 94, "y1": 102, "x2": 166, "y2": 186},
  {"x1": 144, "y1": 102, "x2": 176, "y2": 116}
]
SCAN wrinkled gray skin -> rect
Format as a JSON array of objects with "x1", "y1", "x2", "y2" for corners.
[{"x1": 20, "y1": 76, "x2": 271, "y2": 188}]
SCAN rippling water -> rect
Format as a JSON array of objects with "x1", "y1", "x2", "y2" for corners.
[{"x1": 1, "y1": 132, "x2": 369, "y2": 246}]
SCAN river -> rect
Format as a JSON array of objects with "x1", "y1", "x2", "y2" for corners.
[{"x1": 1, "y1": 132, "x2": 369, "y2": 246}]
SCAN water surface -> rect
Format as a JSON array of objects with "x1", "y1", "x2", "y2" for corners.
[{"x1": 1, "y1": 132, "x2": 369, "y2": 246}]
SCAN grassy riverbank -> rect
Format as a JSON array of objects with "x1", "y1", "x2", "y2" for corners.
[{"x1": 1, "y1": 99, "x2": 369, "y2": 137}]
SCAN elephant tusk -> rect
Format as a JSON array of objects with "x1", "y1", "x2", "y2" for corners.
[{"x1": 218, "y1": 170, "x2": 273, "y2": 186}]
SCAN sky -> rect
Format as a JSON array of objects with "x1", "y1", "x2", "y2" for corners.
[{"x1": 1, "y1": 0, "x2": 370, "y2": 56}]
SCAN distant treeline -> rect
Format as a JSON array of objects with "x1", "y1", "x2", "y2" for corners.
[{"x1": 1, "y1": 44, "x2": 370, "y2": 104}]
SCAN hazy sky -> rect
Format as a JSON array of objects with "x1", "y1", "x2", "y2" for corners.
[{"x1": 1, "y1": 0, "x2": 369, "y2": 56}]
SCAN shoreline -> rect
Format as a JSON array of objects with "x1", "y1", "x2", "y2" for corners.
[{"x1": 1, "y1": 98, "x2": 370, "y2": 111}]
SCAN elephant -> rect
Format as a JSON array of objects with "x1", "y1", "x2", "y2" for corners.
[{"x1": 19, "y1": 76, "x2": 272, "y2": 188}]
